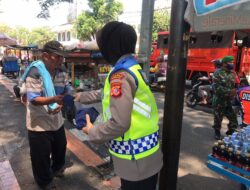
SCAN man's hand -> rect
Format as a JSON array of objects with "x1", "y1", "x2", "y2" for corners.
[
  {"x1": 54, "y1": 95, "x2": 64, "y2": 105},
  {"x1": 48, "y1": 105, "x2": 62, "y2": 115},
  {"x1": 82, "y1": 114, "x2": 94, "y2": 134}
]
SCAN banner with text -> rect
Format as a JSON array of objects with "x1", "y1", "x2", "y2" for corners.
[
  {"x1": 194, "y1": 0, "x2": 249, "y2": 15},
  {"x1": 185, "y1": 0, "x2": 250, "y2": 32}
]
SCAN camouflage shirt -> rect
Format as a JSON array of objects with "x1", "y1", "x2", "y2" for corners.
[{"x1": 212, "y1": 69, "x2": 235, "y2": 99}]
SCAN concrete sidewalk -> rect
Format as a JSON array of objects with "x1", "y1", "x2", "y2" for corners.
[
  {"x1": 0, "y1": 73, "x2": 242, "y2": 190},
  {"x1": 0, "y1": 75, "x2": 115, "y2": 190}
]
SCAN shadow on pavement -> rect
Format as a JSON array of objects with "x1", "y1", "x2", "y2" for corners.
[{"x1": 178, "y1": 174, "x2": 240, "y2": 190}]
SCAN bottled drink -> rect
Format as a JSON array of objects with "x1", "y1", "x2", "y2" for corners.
[
  {"x1": 227, "y1": 147, "x2": 235, "y2": 165},
  {"x1": 223, "y1": 137, "x2": 230, "y2": 148},
  {"x1": 243, "y1": 153, "x2": 250, "y2": 179},
  {"x1": 218, "y1": 140, "x2": 223, "y2": 147},
  {"x1": 243, "y1": 153, "x2": 250, "y2": 171},
  {"x1": 241, "y1": 142, "x2": 249, "y2": 157},
  {"x1": 235, "y1": 150, "x2": 243, "y2": 169},
  {"x1": 219, "y1": 145, "x2": 227, "y2": 162},
  {"x1": 233, "y1": 139, "x2": 241, "y2": 153},
  {"x1": 212, "y1": 142, "x2": 220, "y2": 158}
]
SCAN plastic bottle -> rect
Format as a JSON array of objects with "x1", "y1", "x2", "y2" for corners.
[
  {"x1": 235, "y1": 150, "x2": 243, "y2": 169},
  {"x1": 227, "y1": 147, "x2": 235, "y2": 165},
  {"x1": 219, "y1": 145, "x2": 227, "y2": 162},
  {"x1": 241, "y1": 142, "x2": 249, "y2": 157},
  {"x1": 223, "y1": 136, "x2": 230, "y2": 149},
  {"x1": 242, "y1": 153, "x2": 250, "y2": 179},
  {"x1": 212, "y1": 142, "x2": 220, "y2": 158},
  {"x1": 243, "y1": 153, "x2": 250, "y2": 171},
  {"x1": 218, "y1": 140, "x2": 223, "y2": 146}
]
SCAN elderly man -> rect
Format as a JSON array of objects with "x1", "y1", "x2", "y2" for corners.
[{"x1": 23, "y1": 41, "x2": 67, "y2": 189}]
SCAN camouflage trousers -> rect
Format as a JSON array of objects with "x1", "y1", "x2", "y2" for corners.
[{"x1": 212, "y1": 99, "x2": 238, "y2": 131}]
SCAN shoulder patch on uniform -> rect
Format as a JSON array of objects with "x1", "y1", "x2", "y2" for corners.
[
  {"x1": 110, "y1": 73, "x2": 125, "y2": 81},
  {"x1": 111, "y1": 82, "x2": 122, "y2": 97}
]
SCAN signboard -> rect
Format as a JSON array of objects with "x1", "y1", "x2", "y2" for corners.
[
  {"x1": 185, "y1": 0, "x2": 250, "y2": 32},
  {"x1": 193, "y1": 0, "x2": 249, "y2": 15}
]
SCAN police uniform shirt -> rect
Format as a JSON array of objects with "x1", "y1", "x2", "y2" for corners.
[{"x1": 79, "y1": 69, "x2": 163, "y2": 181}]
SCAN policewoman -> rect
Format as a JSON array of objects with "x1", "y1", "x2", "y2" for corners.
[{"x1": 75, "y1": 21, "x2": 163, "y2": 190}]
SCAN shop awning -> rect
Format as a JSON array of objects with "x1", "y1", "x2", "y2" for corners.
[{"x1": 0, "y1": 33, "x2": 17, "y2": 46}]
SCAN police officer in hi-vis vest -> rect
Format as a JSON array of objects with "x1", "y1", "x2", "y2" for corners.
[{"x1": 74, "y1": 21, "x2": 163, "y2": 190}]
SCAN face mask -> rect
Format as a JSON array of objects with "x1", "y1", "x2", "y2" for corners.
[{"x1": 227, "y1": 63, "x2": 234, "y2": 70}]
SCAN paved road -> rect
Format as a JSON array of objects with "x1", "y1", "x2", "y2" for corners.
[{"x1": 0, "y1": 74, "x2": 241, "y2": 190}]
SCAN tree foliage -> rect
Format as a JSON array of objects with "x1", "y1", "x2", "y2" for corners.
[
  {"x1": 0, "y1": 24, "x2": 55, "y2": 47},
  {"x1": 152, "y1": 8, "x2": 170, "y2": 41},
  {"x1": 29, "y1": 27, "x2": 56, "y2": 47},
  {"x1": 37, "y1": 0, "x2": 71, "y2": 18},
  {"x1": 75, "y1": 0, "x2": 123, "y2": 41}
]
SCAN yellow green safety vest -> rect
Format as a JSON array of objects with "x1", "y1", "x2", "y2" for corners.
[{"x1": 102, "y1": 56, "x2": 160, "y2": 160}]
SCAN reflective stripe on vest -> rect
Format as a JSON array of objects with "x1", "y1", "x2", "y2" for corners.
[
  {"x1": 133, "y1": 98, "x2": 151, "y2": 118},
  {"x1": 109, "y1": 131, "x2": 159, "y2": 155}
]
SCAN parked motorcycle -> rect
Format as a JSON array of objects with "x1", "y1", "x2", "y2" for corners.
[{"x1": 186, "y1": 76, "x2": 213, "y2": 108}]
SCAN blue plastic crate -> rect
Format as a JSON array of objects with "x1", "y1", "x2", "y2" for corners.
[{"x1": 207, "y1": 154, "x2": 250, "y2": 188}]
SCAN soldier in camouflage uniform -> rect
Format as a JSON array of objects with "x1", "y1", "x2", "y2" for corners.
[{"x1": 212, "y1": 56, "x2": 238, "y2": 140}]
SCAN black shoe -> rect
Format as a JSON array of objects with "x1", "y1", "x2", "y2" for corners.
[
  {"x1": 226, "y1": 129, "x2": 235, "y2": 136},
  {"x1": 214, "y1": 129, "x2": 221, "y2": 140},
  {"x1": 53, "y1": 168, "x2": 65, "y2": 178}
]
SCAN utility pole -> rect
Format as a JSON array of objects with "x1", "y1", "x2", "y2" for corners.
[
  {"x1": 159, "y1": 0, "x2": 190, "y2": 189},
  {"x1": 138, "y1": 0, "x2": 155, "y2": 78}
]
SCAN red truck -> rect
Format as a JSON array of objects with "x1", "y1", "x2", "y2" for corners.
[{"x1": 151, "y1": 30, "x2": 250, "y2": 86}]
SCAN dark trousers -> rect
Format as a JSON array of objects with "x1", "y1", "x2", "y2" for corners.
[
  {"x1": 213, "y1": 101, "x2": 238, "y2": 131},
  {"x1": 28, "y1": 126, "x2": 67, "y2": 187},
  {"x1": 121, "y1": 174, "x2": 158, "y2": 190},
  {"x1": 13, "y1": 85, "x2": 20, "y2": 98}
]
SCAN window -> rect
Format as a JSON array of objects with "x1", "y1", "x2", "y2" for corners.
[
  {"x1": 189, "y1": 35, "x2": 197, "y2": 44},
  {"x1": 62, "y1": 32, "x2": 66, "y2": 41},
  {"x1": 157, "y1": 34, "x2": 169, "y2": 49},
  {"x1": 67, "y1": 32, "x2": 71, "y2": 41},
  {"x1": 58, "y1": 33, "x2": 61, "y2": 41}
]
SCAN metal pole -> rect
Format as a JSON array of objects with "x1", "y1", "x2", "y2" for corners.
[
  {"x1": 159, "y1": 0, "x2": 190, "y2": 189},
  {"x1": 71, "y1": 63, "x2": 75, "y2": 87},
  {"x1": 138, "y1": 0, "x2": 155, "y2": 78}
]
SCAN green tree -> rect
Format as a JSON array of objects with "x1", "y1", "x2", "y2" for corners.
[
  {"x1": 29, "y1": 27, "x2": 56, "y2": 48},
  {"x1": 0, "y1": 24, "x2": 13, "y2": 36},
  {"x1": 75, "y1": 0, "x2": 123, "y2": 41},
  {"x1": 10, "y1": 27, "x2": 30, "y2": 45},
  {"x1": 0, "y1": 24, "x2": 55, "y2": 47},
  {"x1": 37, "y1": 0, "x2": 71, "y2": 18},
  {"x1": 152, "y1": 8, "x2": 170, "y2": 41}
]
